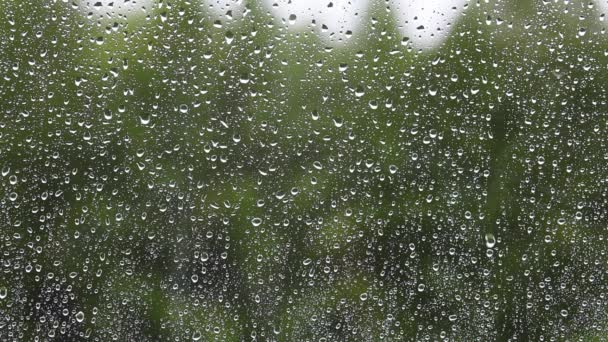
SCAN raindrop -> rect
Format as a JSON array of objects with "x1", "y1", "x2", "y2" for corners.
[
  {"x1": 225, "y1": 31, "x2": 234, "y2": 44},
  {"x1": 355, "y1": 86, "x2": 365, "y2": 97},
  {"x1": 485, "y1": 233, "x2": 496, "y2": 248},
  {"x1": 288, "y1": 14, "x2": 297, "y2": 25},
  {"x1": 578, "y1": 27, "x2": 586, "y2": 36},
  {"x1": 103, "y1": 109, "x2": 113, "y2": 120},
  {"x1": 139, "y1": 114, "x2": 151, "y2": 125}
]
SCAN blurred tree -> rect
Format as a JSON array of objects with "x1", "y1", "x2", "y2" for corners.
[{"x1": 1, "y1": 0, "x2": 608, "y2": 340}]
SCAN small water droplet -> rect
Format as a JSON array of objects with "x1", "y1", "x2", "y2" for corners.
[
  {"x1": 225, "y1": 31, "x2": 234, "y2": 44},
  {"x1": 485, "y1": 233, "x2": 496, "y2": 248},
  {"x1": 288, "y1": 14, "x2": 297, "y2": 25},
  {"x1": 103, "y1": 109, "x2": 113, "y2": 120},
  {"x1": 333, "y1": 118, "x2": 343, "y2": 128},
  {"x1": 355, "y1": 86, "x2": 365, "y2": 97},
  {"x1": 273, "y1": 325, "x2": 281, "y2": 335},
  {"x1": 578, "y1": 27, "x2": 586, "y2": 36},
  {"x1": 139, "y1": 114, "x2": 151, "y2": 125}
]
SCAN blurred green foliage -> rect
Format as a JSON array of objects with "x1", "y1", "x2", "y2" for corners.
[{"x1": 1, "y1": 0, "x2": 608, "y2": 340}]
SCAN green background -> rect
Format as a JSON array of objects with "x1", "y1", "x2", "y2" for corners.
[{"x1": 1, "y1": 0, "x2": 608, "y2": 340}]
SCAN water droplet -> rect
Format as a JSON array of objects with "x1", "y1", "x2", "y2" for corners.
[
  {"x1": 537, "y1": 156, "x2": 545, "y2": 165},
  {"x1": 139, "y1": 114, "x2": 150, "y2": 125},
  {"x1": 103, "y1": 109, "x2": 113, "y2": 120},
  {"x1": 225, "y1": 31, "x2": 234, "y2": 45},
  {"x1": 578, "y1": 27, "x2": 586, "y2": 36},
  {"x1": 288, "y1": 14, "x2": 297, "y2": 25},
  {"x1": 355, "y1": 86, "x2": 365, "y2": 97},
  {"x1": 485, "y1": 233, "x2": 496, "y2": 248}
]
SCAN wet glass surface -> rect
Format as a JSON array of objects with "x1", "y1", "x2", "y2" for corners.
[{"x1": 1, "y1": 0, "x2": 608, "y2": 340}]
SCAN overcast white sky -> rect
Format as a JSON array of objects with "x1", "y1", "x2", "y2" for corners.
[{"x1": 80, "y1": 0, "x2": 469, "y2": 49}]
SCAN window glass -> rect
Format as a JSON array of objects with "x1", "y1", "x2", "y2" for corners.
[{"x1": 1, "y1": 0, "x2": 607, "y2": 340}]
